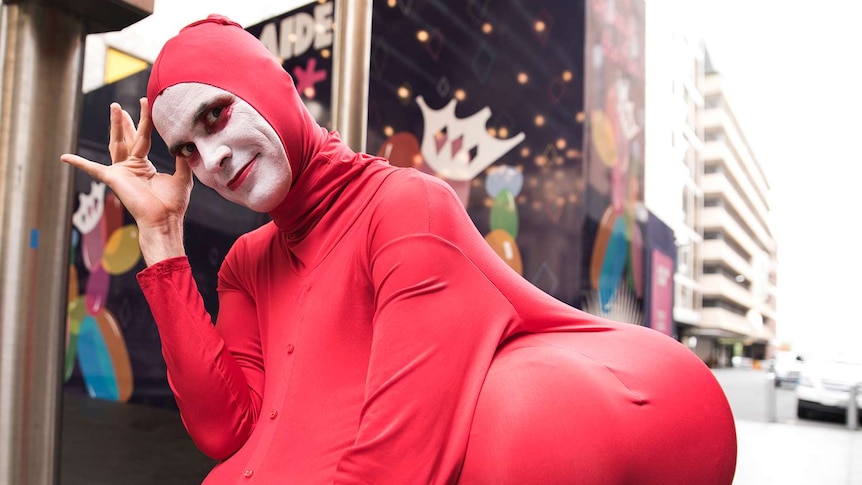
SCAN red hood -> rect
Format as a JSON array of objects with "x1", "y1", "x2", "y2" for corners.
[{"x1": 147, "y1": 14, "x2": 372, "y2": 240}]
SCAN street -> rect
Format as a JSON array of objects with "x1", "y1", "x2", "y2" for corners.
[
  {"x1": 712, "y1": 367, "x2": 862, "y2": 484},
  {"x1": 713, "y1": 367, "x2": 847, "y2": 428}
]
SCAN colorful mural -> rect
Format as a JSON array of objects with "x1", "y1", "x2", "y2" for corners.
[
  {"x1": 368, "y1": 0, "x2": 587, "y2": 304},
  {"x1": 66, "y1": 181, "x2": 138, "y2": 401},
  {"x1": 582, "y1": 0, "x2": 646, "y2": 321}
]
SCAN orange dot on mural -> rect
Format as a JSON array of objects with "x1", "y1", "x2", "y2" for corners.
[
  {"x1": 485, "y1": 229, "x2": 523, "y2": 276},
  {"x1": 377, "y1": 132, "x2": 423, "y2": 169}
]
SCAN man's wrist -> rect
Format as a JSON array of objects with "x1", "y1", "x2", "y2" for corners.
[{"x1": 137, "y1": 222, "x2": 186, "y2": 266}]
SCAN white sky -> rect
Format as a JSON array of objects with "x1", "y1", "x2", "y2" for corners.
[
  {"x1": 688, "y1": 0, "x2": 862, "y2": 356},
  {"x1": 117, "y1": 0, "x2": 859, "y2": 356}
]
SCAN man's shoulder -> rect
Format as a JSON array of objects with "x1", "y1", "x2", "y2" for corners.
[{"x1": 375, "y1": 167, "x2": 461, "y2": 209}]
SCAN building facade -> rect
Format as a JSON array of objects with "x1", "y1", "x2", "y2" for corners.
[
  {"x1": 644, "y1": 6, "x2": 778, "y2": 366},
  {"x1": 698, "y1": 59, "x2": 778, "y2": 365}
]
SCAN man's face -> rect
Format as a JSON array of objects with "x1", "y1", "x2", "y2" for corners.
[{"x1": 152, "y1": 82, "x2": 292, "y2": 212}]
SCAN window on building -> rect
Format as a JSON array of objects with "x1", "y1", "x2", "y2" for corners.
[
  {"x1": 702, "y1": 297, "x2": 748, "y2": 316},
  {"x1": 704, "y1": 163, "x2": 723, "y2": 174},
  {"x1": 704, "y1": 129, "x2": 724, "y2": 142},
  {"x1": 705, "y1": 95, "x2": 722, "y2": 109},
  {"x1": 704, "y1": 196, "x2": 723, "y2": 207}
]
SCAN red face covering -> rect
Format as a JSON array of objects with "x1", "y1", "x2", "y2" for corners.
[{"x1": 147, "y1": 15, "x2": 372, "y2": 239}]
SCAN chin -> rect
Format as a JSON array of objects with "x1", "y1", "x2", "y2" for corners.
[
  {"x1": 244, "y1": 192, "x2": 288, "y2": 213},
  {"x1": 225, "y1": 180, "x2": 290, "y2": 213},
  {"x1": 243, "y1": 199, "x2": 279, "y2": 213}
]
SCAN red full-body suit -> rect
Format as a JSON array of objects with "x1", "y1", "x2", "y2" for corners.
[{"x1": 137, "y1": 15, "x2": 737, "y2": 484}]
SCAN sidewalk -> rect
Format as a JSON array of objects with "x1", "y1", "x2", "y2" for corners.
[
  {"x1": 61, "y1": 389, "x2": 862, "y2": 484},
  {"x1": 733, "y1": 419, "x2": 862, "y2": 484}
]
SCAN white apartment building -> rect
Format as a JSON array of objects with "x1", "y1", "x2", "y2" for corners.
[
  {"x1": 699, "y1": 59, "x2": 778, "y2": 365},
  {"x1": 645, "y1": 5, "x2": 778, "y2": 366}
]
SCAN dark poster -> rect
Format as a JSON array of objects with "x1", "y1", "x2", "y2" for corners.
[
  {"x1": 63, "y1": 2, "x2": 332, "y2": 408},
  {"x1": 581, "y1": 0, "x2": 646, "y2": 322},
  {"x1": 367, "y1": 0, "x2": 587, "y2": 305}
]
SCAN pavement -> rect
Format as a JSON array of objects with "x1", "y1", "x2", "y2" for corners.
[
  {"x1": 733, "y1": 419, "x2": 862, "y2": 484},
  {"x1": 60, "y1": 386, "x2": 862, "y2": 484}
]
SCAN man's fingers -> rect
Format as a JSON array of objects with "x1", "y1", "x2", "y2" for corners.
[
  {"x1": 60, "y1": 154, "x2": 107, "y2": 182},
  {"x1": 109, "y1": 103, "x2": 129, "y2": 162},
  {"x1": 130, "y1": 97, "x2": 153, "y2": 160},
  {"x1": 121, "y1": 108, "x2": 136, "y2": 145}
]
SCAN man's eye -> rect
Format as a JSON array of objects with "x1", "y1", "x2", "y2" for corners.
[
  {"x1": 206, "y1": 106, "x2": 223, "y2": 125},
  {"x1": 180, "y1": 143, "x2": 197, "y2": 157}
]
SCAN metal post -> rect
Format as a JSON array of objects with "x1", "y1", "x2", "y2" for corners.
[
  {"x1": 0, "y1": 1, "x2": 151, "y2": 483},
  {"x1": 765, "y1": 371, "x2": 777, "y2": 423},
  {"x1": 0, "y1": 5, "x2": 84, "y2": 484},
  {"x1": 848, "y1": 384, "x2": 859, "y2": 431},
  {"x1": 332, "y1": 0, "x2": 372, "y2": 153}
]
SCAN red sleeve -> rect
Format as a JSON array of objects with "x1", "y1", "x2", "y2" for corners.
[
  {"x1": 136, "y1": 253, "x2": 264, "y2": 460},
  {"x1": 334, "y1": 174, "x2": 520, "y2": 483}
]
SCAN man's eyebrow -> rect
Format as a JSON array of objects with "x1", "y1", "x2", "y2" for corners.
[
  {"x1": 167, "y1": 144, "x2": 181, "y2": 157},
  {"x1": 191, "y1": 100, "x2": 212, "y2": 128},
  {"x1": 167, "y1": 99, "x2": 221, "y2": 156}
]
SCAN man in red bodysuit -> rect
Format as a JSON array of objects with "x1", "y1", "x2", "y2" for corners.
[{"x1": 61, "y1": 15, "x2": 737, "y2": 484}]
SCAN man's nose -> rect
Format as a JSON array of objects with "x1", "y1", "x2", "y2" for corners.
[{"x1": 199, "y1": 143, "x2": 231, "y2": 173}]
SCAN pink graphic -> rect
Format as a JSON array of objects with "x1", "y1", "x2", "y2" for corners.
[
  {"x1": 650, "y1": 249, "x2": 673, "y2": 336},
  {"x1": 85, "y1": 265, "x2": 110, "y2": 315},
  {"x1": 292, "y1": 58, "x2": 327, "y2": 97},
  {"x1": 81, "y1": 226, "x2": 105, "y2": 271}
]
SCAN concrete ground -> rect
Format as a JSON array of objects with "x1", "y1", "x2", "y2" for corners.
[{"x1": 59, "y1": 387, "x2": 862, "y2": 484}]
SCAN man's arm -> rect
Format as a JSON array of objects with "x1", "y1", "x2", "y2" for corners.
[{"x1": 137, "y1": 251, "x2": 264, "y2": 460}]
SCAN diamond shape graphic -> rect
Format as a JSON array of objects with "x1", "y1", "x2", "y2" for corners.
[
  {"x1": 530, "y1": 262, "x2": 560, "y2": 295},
  {"x1": 370, "y1": 38, "x2": 391, "y2": 78},
  {"x1": 548, "y1": 77, "x2": 567, "y2": 104},
  {"x1": 471, "y1": 42, "x2": 496, "y2": 85},
  {"x1": 423, "y1": 28, "x2": 445, "y2": 61},
  {"x1": 466, "y1": 0, "x2": 492, "y2": 22},
  {"x1": 396, "y1": 0, "x2": 416, "y2": 15},
  {"x1": 436, "y1": 76, "x2": 451, "y2": 98}
]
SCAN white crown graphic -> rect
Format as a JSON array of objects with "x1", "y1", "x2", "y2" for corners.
[
  {"x1": 72, "y1": 181, "x2": 106, "y2": 235},
  {"x1": 416, "y1": 96, "x2": 525, "y2": 181}
]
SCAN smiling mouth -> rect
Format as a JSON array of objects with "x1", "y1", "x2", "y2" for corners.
[{"x1": 227, "y1": 155, "x2": 258, "y2": 191}]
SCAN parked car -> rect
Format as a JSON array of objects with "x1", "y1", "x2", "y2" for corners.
[
  {"x1": 768, "y1": 351, "x2": 804, "y2": 387},
  {"x1": 796, "y1": 357, "x2": 862, "y2": 421}
]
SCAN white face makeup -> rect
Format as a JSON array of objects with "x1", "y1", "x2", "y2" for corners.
[{"x1": 152, "y1": 82, "x2": 292, "y2": 212}]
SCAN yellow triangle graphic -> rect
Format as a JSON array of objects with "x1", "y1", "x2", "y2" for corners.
[{"x1": 105, "y1": 48, "x2": 149, "y2": 84}]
